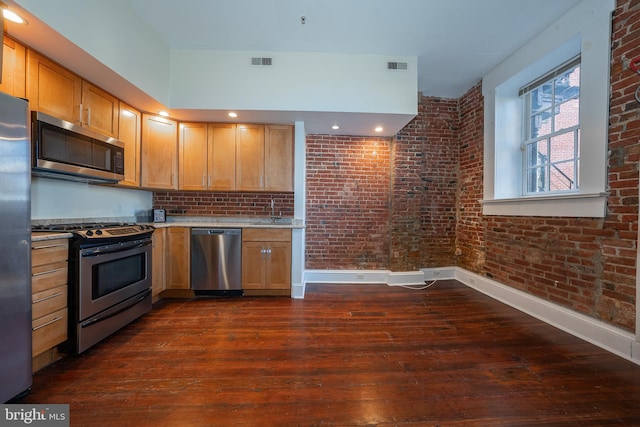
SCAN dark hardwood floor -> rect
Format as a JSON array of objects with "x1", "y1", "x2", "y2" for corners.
[{"x1": 23, "y1": 281, "x2": 640, "y2": 426}]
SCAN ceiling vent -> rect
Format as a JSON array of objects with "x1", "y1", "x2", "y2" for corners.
[
  {"x1": 251, "y1": 57, "x2": 273, "y2": 66},
  {"x1": 387, "y1": 61, "x2": 408, "y2": 70}
]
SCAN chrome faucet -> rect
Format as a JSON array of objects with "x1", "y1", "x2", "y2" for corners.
[{"x1": 270, "y1": 199, "x2": 281, "y2": 223}]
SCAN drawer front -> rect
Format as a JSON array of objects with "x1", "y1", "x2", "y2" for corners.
[
  {"x1": 32, "y1": 240, "x2": 69, "y2": 267},
  {"x1": 243, "y1": 228, "x2": 291, "y2": 242},
  {"x1": 32, "y1": 285, "x2": 67, "y2": 320},
  {"x1": 32, "y1": 261, "x2": 68, "y2": 294},
  {"x1": 32, "y1": 308, "x2": 68, "y2": 357}
]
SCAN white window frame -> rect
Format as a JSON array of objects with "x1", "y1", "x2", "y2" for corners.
[
  {"x1": 481, "y1": 0, "x2": 614, "y2": 217},
  {"x1": 522, "y1": 56, "x2": 581, "y2": 195}
]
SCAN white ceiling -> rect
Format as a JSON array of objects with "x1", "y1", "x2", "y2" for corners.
[
  {"x1": 128, "y1": 0, "x2": 583, "y2": 98},
  {"x1": 5, "y1": 0, "x2": 584, "y2": 135}
]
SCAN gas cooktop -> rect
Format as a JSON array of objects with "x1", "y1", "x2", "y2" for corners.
[{"x1": 32, "y1": 222, "x2": 154, "y2": 239}]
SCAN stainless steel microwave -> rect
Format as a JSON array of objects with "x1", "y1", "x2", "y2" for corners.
[{"x1": 31, "y1": 111, "x2": 125, "y2": 183}]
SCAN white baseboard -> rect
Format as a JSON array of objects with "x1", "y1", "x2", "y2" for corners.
[
  {"x1": 451, "y1": 267, "x2": 639, "y2": 366},
  {"x1": 302, "y1": 266, "x2": 640, "y2": 366},
  {"x1": 304, "y1": 269, "x2": 425, "y2": 286}
]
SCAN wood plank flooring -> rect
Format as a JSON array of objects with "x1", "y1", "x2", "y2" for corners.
[{"x1": 23, "y1": 281, "x2": 640, "y2": 426}]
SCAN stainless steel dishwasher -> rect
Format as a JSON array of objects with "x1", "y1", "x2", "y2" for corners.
[{"x1": 190, "y1": 228, "x2": 242, "y2": 296}]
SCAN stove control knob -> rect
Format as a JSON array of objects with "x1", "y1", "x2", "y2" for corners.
[
  {"x1": 86, "y1": 230, "x2": 94, "y2": 236},
  {"x1": 95, "y1": 229, "x2": 103, "y2": 235}
]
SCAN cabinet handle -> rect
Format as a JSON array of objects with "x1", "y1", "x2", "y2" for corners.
[
  {"x1": 32, "y1": 316, "x2": 63, "y2": 331},
  {"x1": 32, "y1": 244, "x2": 67, "y2": 250},
  {"x1": 33, "y1": 292, "x2": 63, "y2": 304},
  {"x1": 79, "y1": 103, "x2": 83, "y2": 124},
  {"x1": 87, "y1": 107, "x2": 91, "y2": 126},
  {"x1": 32, "y1": 266, "x2": 66, "y2": 277},
  {"x1": 208, "y1": 176, "x2": 211, "y2": 188}
]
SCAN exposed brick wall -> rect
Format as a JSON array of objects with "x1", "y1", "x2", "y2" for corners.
[
  {"x1": 456, "y1": 83, "x2": 485, "y2": 272},
  {"x1": 390, "y1": 96, "x2": 459, "y2": 271},
  {"x1": 152, "y1": 192, "x2": 294, "y2": 217},
  {"x1": 305, "y1": 135, "x2": 391, "y2": 269},
  {"x1": 455, "y1": 0, "x2": 638, "y2": 331}
]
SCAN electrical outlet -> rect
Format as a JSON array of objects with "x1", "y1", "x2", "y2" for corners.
[
  {"x1": 433, "y1": 271, "x2": 440, "y2": 278},
  {"x1": 356, "y1": 274, "x2": 364, "y2": 280}
]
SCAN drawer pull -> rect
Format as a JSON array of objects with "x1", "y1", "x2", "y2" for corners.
[
  {"x1": 33, "y1": 243, "x2": 67, "y2": 249},
  {"x1": 32, "y1": 267, "x2": 66, "y2": 277},
  {"x1": 32, "y1": 316, "x2": 63, "y2": 331},
  {"x1": 32, "y1": 292, "x2": 63, "y2": 304}
]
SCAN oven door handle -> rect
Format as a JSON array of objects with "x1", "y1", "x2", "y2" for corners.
[
  {"x1": 80, "y1": 240, "x2": 151, "y2": 257},
  {"x1": 81, "y1": 289, "x2": 151, "y2": 328}
]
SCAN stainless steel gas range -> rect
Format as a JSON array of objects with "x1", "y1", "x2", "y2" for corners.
[{"x1": 33, "y1": 222, "x2": 155, "y2": 353}]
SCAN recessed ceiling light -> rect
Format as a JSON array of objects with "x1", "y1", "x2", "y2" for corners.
[
  {"x1": 228, "y1": 112, "x2": 238, "y2": 118},
  {"x1": 3, "y1": 9, "x2": 26, "y2": 24},
  {"x1": 331, "y1": 125, "x2": 339, "y2": 130},
  {"x1": 374, "y1": 126, "x2": 383, "y2": 133},
  {"x1": 158, "y1": 111, "x2": 169, "y2": 117}
]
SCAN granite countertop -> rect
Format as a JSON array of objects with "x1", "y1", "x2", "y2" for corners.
[
  {"x1": 32, "y1": 231, "x2": 74, "y2": 241},
  {"x1": 150, "y1": 217, "x2": 305, "y2": 229}
]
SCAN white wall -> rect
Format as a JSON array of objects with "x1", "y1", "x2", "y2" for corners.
[
  {"x1": 169, "y1": 50, "x2": 417, "y2": 115},
  {"x1": 31, "y1": 177, "x2": 152, "y2": 221},
  {"x1": 13, "y1": 0, "x2": 171, "y2": 105}
]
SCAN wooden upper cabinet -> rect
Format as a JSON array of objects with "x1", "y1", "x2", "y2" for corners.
[
  {"x1": 118, "y1": 103, "x2": 141, "y2": 187},
  {"x1": 82, "y1": 81, "x2": 119, "y2": 137},
  {"x1": 27, "y1": 50, "x2": 82, "y2": 124},
  {"x1": 209, "y1": 123, "x2": 236, "y2": 190},
  {"x1": 0, "y1": 36, "x2": 26, "y2": 98},
  {"x1": 27, "y1": 50, "x2": 119, "y2": 137},
  {"x1": 265, "y1": 125, "x2": 293, "y2": 192},
  {"x1": 141, "y1": 114, "x2": 178, "y2": 190},
  {"x1": 236, "y1": 124, "x2": 265, "y2": 191},
  {"x1": 179, "y1": 122, "x2": 208, "y2": 190}
]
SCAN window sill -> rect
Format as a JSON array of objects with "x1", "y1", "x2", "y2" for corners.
[{"x1": 481, "y1": 192, "x2": 608, "y2": 217}]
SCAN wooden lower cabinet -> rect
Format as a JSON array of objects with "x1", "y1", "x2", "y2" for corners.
[
  {"x1": 162, "y1": 227, "x2": 193, "y2": 298},
  {"x1": 151, "y1": 228, "x2": 166, "y2": 301},
  {"x1": 242, "y1": 228, "x2": 291, "y2": 296},
  {"x1": 31, "y1": 237, "x2": 69, "y2": 372}
]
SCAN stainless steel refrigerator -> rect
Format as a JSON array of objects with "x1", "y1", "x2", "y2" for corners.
[{"x1": 0, "y1": 91, "x2": 32, "y2": 402}]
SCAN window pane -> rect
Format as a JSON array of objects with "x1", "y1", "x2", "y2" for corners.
[
  {"x1": 531, "y1": 82, "x2": 553, "y2": 114},
  {"x1": 554, "y1": 66, "x2": 580, "y2": 103},
  {"x1": 549, "y1": 160, "x2": 577, "y2": 191},
  {"x1": 554, "y1": 98, "x2": 579, "y2": 131},
  {"x1": 526, "y1": 140, "x2": 548, "y2": 167},
  {"x1": 550, "y1": 132, "x2": 576, "y2": 163},
  {"x1": 530, "y1": 113, "x2": 551, "y2": 139},
  {"x1": 527, "y1": 166, "x2": 547, "y2": 193}
]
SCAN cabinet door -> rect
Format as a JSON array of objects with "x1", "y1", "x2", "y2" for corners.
[
  {"x1": 242, "y1": 241, "x2": 268, "y2": 290},
  {"x1": 0, "y1": 36, "x2": 26, "y2": 97},
  {"x1": 265, "y1": 125, "x2": 293, "y2": 192},
  {"x1": 209, "y1": 123, "x2": 236, "y2": 190},
  {"x1": 151, "y1": 228, "x2": 166, "y2": 297},
  {"x1": 179, "y1": 122, "x2": 208, "y2": 190},
  {"x1": 141, "y1": 114, "x2": 178, "y2": 189},
  {"x1": 27, "y1": 50, "x2": 82, "y2": 124},
  {"x1": 82, "y1": 81, "x2": 119, "y2": 137},
  {"x1": 118, "y1": 103, "x2": 141, "y2": 187},
  {"x1": 266, "y1": 241, "x2": 292, "y2": 289},
  {"x1": 166, "y1": 227, "x2": 190, "y2": 289},
  {"x1": 236, "y1": 124, "x2": 265, "y2": 191}
]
